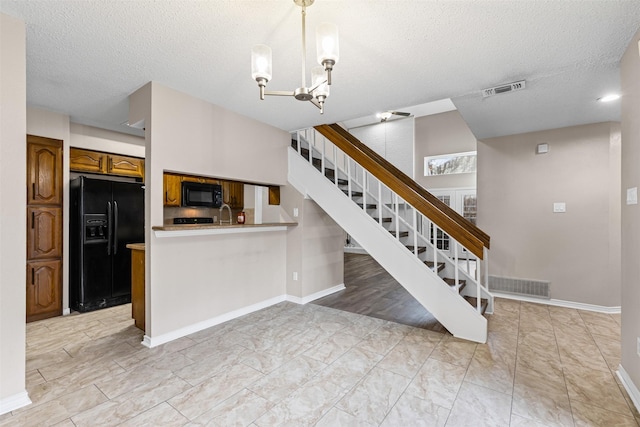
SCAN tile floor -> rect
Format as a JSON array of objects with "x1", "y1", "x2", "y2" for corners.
[{"x1": 0, "y1": 298, "x2": 637, "y2": 426}]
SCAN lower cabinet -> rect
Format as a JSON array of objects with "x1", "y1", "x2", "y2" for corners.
[{"x1": 26, "y1": 260, "x2": 62, "y2": 322}]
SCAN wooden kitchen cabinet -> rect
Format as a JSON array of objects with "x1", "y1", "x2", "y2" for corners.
[
  {"x1": 27, "y1": 207, "x2": 62, "y2": 260},
  {"x1": 27, "y1": 136, "x2": 63, "y2": 205},
  {"x1": 163, "y1": 173, "x2": 182, "y2": 206},
  {"x1": 27, "y1": 135, "x2": 63, "y2": 322},
  {"x1": 181, "y1": 175, "x2": 217, "y2": 184},
  {"x1": 222, "y1": 181, "x2": 244, "y2": 209},
  {"x1": 26, "y1": 260, "x2": 62, "y2": 322},
  {"x1": 70, "y1": 147, "x2": 144, "y2": 180},
  {"x1": 107, "y1": 154, "x2": 144, "y2": 179}
]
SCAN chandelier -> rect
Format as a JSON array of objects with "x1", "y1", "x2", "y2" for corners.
[{"x1": 251, "y1": 0, "x2": 339, "y2": 114}]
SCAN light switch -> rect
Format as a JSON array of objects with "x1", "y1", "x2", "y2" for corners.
[
  {"x1": 627, "y1": 187, "x2": 638, "y2": 205},
  {"x1": 293, "y1": 207, "x2": 299, "y2": 217},
  {"x1": 553, "y1": 202, "x2": 566, "y2": 213}
]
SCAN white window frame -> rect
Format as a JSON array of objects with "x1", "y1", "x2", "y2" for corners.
[{"x1": 424, "y1": 151, "x2": 477, "y2": 176}]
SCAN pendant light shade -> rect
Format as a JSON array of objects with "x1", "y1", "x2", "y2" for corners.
[
  {"x1": 311, "y1": 66, "x2": 329, "y2": 98},
  {"x1": 251, "y1": 44, "x2": 272, "y2": 82},
  {"x1": 316, "y1": 23, "x2": 339, "y2": 66}
]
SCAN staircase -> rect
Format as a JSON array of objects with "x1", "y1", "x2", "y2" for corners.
[{"x1": 288, "y1": 125, "x2": 493, "y2": 343}]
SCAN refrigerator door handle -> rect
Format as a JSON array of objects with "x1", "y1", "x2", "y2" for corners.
[
  {"x1": 107, "y1": 201, "x2": 112, "y2": 255},
  {"x1": 113, "y1": 201, "x2": 119, "y2": 255}
]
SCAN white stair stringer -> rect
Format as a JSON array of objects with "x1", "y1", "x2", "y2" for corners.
[{"x1": 288, "y1": 148, "x2": 488, "y2": 343}]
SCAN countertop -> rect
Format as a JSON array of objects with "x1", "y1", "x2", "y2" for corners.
[
  {"x1": 152, "y1": 222, "x2": 298, "y2": 238},
  {"x1": 126, "y1": 243, "x2": 145, "y2": 251}
]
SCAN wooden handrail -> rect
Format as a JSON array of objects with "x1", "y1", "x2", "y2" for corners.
[{"x1": 314, "y1": 123, "x2": 490, "y2": 259}]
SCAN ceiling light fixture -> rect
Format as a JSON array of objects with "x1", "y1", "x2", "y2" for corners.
[
  {"x1": 251, "y1": 0, "x2": 339, "y2": 114},
  {"x1": 598, "y1": 94, "x2": 621, "y2": 102}
]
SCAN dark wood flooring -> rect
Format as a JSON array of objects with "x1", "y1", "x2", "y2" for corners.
[{"x1": 312, "y1": 253, "x2": 448, "y2": 333}]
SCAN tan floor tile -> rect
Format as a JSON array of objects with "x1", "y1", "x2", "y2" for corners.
[
  {"x1": 511, "y1": 387, "x2": 573, "y2": 427},
  {"x1": 188, "y1": 389, "x2": 273, "y2": 426},
  {"x1": 315, "y1": 407, "x2": 376, "y2": 427},
  {"x1": 563, "y1": 363, "x2": 633, "y2": 416},
  {"x1": 380, "y1": 393, "x2": 449, "y2": 427},
  {"x1": 314, "y1": 347, "x2": 383, "y2": 391},
  {"x1": 118, "y1": 402, "x2": 189, "y2": 426},
  {"x1": 571, "y1": 399, "x2": 637, "y2": 426},
  {"x1": 336, "y1": 367, "x2": 411, "y2": 425},
  {"x1": 405, "y1": 358, "x2": 467, "y2": 409},
  {"x1": 465, "y1": 344, "x2": 515, "y2": 395},
  {"x1": 376, "y1": 334, "x2": 436, "y2": 378},
  {"x1": 446, "y1": 382, "x2": 511, "y2": 427},
  {"x1": 510, "y1": 413, "x2": 560, "y2": 426},
  {"x1": 429, "y1": 335, "x2": 477, "y2": 367}
]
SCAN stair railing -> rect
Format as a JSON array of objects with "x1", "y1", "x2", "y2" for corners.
[{"x1": 292, "y1": 126, "x2": 493, "y2": 315}]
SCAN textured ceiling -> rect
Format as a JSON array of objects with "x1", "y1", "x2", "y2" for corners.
[{"x1": 1, "y1": 0, "x2": 639, "y2": 140}]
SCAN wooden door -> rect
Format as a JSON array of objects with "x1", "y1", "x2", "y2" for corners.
[
  {"x1": 27, "y1": 137, "x2": 63, "y2": 205},
  {"x1": 108, "y1": 154, "x2": 144, "y2": 179},
  {"x1": 27, "y1": 207, "x2": 62, "y2": 259},
  {"x1": 26, "y1": 260, "x2": 62, "y2": 321},
  {"x1": 27, "y1": 135, "x2": 63, "y2": 322},
  {"x1": 163, "y1": 173, "x2": 182, "y2": 206}
]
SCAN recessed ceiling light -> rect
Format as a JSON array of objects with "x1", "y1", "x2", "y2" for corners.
[{"x1": 598, "y1": 94, "x2": 620, "y2": 102}]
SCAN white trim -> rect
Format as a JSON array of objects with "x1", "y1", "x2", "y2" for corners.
[
  {"x1": 344, "y1": 246, "x2": 368, "y2": 254},
  {"x1": 492, "y1": 292, "x2": 621, "y2": 313},
  {"x1": 62, "y1": 308, "x2": 71, "y2": 316},
  {"x1": 0, "y1": 391, "x2": 31, "y2": 415},
  {"x1": 286, "y1": 284, "x2": 345, "y2": 305},
  {"x1": 141, "y1": 295, "x2": 287, "y2": 347},
  {"x1": 617, "y1": 365, "x2": 640, "y2": 413},
  {"x1": 153, "y1": 225, "x2": 289, "y2": 238}
]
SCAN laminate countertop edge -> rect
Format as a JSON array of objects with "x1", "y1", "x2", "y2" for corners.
[
  {"x1": 126, "y1": 243, "x2": 145, "y2": 251},
  {"x1": 152, "y1": 222, "x2": 298, "y2": 238}
]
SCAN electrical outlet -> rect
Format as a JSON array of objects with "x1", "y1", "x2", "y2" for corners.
[
  {"x1": 293, "y1": 208, "x2": 299, "y2": 217},
  {"x1": 293, "y1": 272, "x2": 298, "y2": 281}
]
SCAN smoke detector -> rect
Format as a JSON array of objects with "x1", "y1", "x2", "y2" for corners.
[{"x1": 482, "y1": 80, "x2": 526, "y2": 98}]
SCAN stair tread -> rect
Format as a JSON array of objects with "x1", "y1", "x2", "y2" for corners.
[
  {"x1": 343, "y1": 190, "x2": 364, "y2": 197},
  {"x1": 424, "y1": 261, "x2": 445, "y2": 272},
  {"x1": 357, "y1": 203, "x2": 377, "y2": 209},
  {"x1": 463, "y1": 296, "x2": 488, "y2": 315},
  {"x1": 372, "y1": 217, "x2": 393, "y2": 223},
  {"x1": 405, "y1": 245, "x2": 427, "y2": 254},
  {"x1": 389, "y1": 230, "x2": 409, "y2": 238}
]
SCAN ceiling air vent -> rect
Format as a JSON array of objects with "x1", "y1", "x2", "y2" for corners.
[{"x1": 482, "y1": 80, "x2": 526, "y2": 98}]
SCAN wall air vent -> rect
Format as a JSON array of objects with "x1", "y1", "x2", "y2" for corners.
[{"x1": 482, "y1": 80, "x2": 526, "y2": 98}]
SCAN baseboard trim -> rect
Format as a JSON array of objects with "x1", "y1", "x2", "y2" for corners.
[
  {"x1": 617, "y1": 365, "x2": 640, "y2": 413},
  {"x1": 491, "y1": 292, "x2": 621, "y2": 313},
  {"x1": 0, "y1": 391, "x2": 31, "y2": 415},
  {"x1": 286, "y1": 284, "x2": 345, "y2": 305},
  {"x1": 62, "y1": 308, "x2": 71, "y2": 316},
  {"x1": 141, "y1": 295, "x2": 287, "y2": 348},
  {"x1": 344, "y1": 246, "x2": 368, "y2": 254}
]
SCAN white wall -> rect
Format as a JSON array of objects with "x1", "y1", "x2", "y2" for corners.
[
  {"x1": 620, "y1": 27, "x2": 640, "y2": 403},
  {"x1": 0, "y1": 12, "x2": 29, "y2": 413},
  {"x1": 478, "y1": 122, "x2": 621, "y2": 307},
  {"x1": 415, "y1": 111, "x2": 477, "y2": 190},
  {"x1": 129, "y1": 82, "x2": 291, "y2": 340},
  {"x1": 70, "y1": 123, "x2": 144, "y2": 157}
]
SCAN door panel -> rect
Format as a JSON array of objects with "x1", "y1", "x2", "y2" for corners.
[
  {"x1": 27, "y1": 207, "x2": 62, "y2": 259},
  {"x1": 26, "y1": 260, "x2": 61, "y2": 321},
  {"x1": 27, "y1": 137, "x2": 63, "y2": 205}
]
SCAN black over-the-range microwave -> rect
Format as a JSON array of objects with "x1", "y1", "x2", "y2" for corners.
[{"x1": 181, "y1": 181, "x2": 223, "y2": 208}]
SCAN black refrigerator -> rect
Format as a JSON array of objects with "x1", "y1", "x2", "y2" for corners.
[{"x1": 70, "y1": 176, "x2": 144, "y2": 312}]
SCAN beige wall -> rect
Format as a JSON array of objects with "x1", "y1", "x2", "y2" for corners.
[
  {"x1": 415, "y1": 111, "x2": 477, "y2": 190},
  {"x1": 620, "y1": 28, "x2": 640, "y2": 394},
  {"x1": 0, "y1": 12, "x2": 28, "y2": 409},
  {"x1": 478, "y1": 122, "x2": 621, "y2": 307},
  {"x1": 70, "y1": 123, "x2": 144, "y2": 157},
  {"x1": 280, "y1": 185, "x2": 344, "y2": 299},
  {"x1": 129, "y1": 82, "x2": 291, "y2": 339}
]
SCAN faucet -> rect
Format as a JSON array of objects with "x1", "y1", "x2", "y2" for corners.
[{"x1": 219, "y1": 203, "x2": 232, "y2": 225}]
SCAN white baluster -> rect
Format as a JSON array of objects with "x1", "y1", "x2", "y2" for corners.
[
  {"x1": 378, "y1": 181, "x2": 382, "y2": 225},
  {"x1": 347, "y1": 157, "x2": 352, "y2": 198},
  {"x1": 334, "y1": 145, "x2": 338, "y2": 187},
  {"x1": 363, "y1": 173, "x2": 367, "y2": 213},
  {"x1": 476, "y1": 257, "x2": 482, "y2": 312},
  {"x1": 394, "y1": 193, "x2": 400, "y2": 241},
  {"x1": 413, "y1": 208, "x2": 418, "y2": 257},
  {"x1": 454, "y1": 241, "x2": 459, "y2": 293}
]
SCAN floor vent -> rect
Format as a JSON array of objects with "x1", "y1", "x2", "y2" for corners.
[
  {"x1": 482, "y1": 80, "x2": 526, "y2": 98},
  {"x1": 489, "y1": 275, "x2": 550, "y2": 299}
]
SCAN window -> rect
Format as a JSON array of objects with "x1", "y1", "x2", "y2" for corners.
[{"x1": 424, "y1": 151, "x2": 477, "y2": 176}]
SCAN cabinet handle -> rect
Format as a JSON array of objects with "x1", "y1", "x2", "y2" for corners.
[
  {"x1": 166, "y1": 191, "x2": 169, "y2": 202},
  {"x1": 31, "y1": 268, "x2": 34, "y2": 285},
  {"x1": 31, "y1": 212, "x2": 35, "y2": 229},
  {"x1": 99, "y1": 157, "x2": 102, "y2": 170},
  {"x1": 32, "y1": 183, "x2": 35, "y2": 196}
]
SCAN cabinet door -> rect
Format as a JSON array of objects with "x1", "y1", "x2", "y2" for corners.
[
  {"x1": 26, "y1": 260, "x2": 62, "y2": 322},
  {"x1": 163, "y1": 173, "x2": 182, "y2": 206},
  {"x1": 181, "y1": 175, "x2": 216, "y2": 184},
  {"x1": 108, "y1": 154, "x2": 144, "y2": 179},
  {"x1": 27, "y1": 207, "x2": 62, "y2": 259},
  {"x1": 230, "y1": 182, "x2": 244, "y2": 209},
  {"x1": 69, "y1": 147, "x2": 106, "y2": 174},
  {"x1": 27, "y1": 137, "x2": 63, "y2": 205}
]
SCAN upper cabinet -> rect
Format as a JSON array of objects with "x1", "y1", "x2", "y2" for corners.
[
  {"x1": 70, "y1": 148, "x2": 144, "y2": 180},
  {"x1": 163, "y1": 173, "x2": 182, "y2": 207},
  {"x1": 27, "y1": 136, "x2": 63, "y2": 205},
  {"x1": 222, "y1": 181, "x2": 244, "y2": 209}
]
